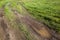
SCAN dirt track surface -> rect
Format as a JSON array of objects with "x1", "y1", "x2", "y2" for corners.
[
  {"x1": 11, "y1": 6, "x2": 60, "y2": 40},
  {"x1": 0, "y1": 8, "x2": 9, "y2": 40},
  {"x1": 13, "y1": 11, "x2": 60, "y2": 40},
  {"x1": 0, "y1": 6, "x2": 60, "y2": 40}
]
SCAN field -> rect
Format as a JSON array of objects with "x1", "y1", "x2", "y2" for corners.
[{"x1": 0, "y1": 0, "x2": 60, "y2": 40}]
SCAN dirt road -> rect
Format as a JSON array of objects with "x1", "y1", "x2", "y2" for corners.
[
  {"x1": 0, "y1": 4, "x2": 60, "y2": 40},
  {"x1": 0, "y1": 8, "x2": 10, "y2": 40},
  {"x1": 11, "y1": 6, "x2": 60, "y2": 40}
]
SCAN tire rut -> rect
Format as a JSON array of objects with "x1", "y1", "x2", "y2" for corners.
[
  {"x1": 0, "y1": 8, "x2": 10, "y2": 40},
  {"x1": 11, "y1": 9, "x2": 51, "y2": 40},
  {"x1": 7, "y1": 4, "x2": 60, "y2": 40},
  {"x1": 11, "y1": 8, "x2": 60, "y2": 40}
]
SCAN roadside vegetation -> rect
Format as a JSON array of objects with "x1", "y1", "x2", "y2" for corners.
[
  {"x1": 0, "y1": 0, "x2": 33, "y2": 40},
  {"x1": 0, "y1": 0, "x2": 60, "y2": 40},
  {"x1": 22, "y1": 0, "x2": 60, "y2": 33}
]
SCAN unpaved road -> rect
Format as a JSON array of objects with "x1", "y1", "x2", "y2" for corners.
[
  {"x1": 11, "y1": 6, "x2": 60, "y2": 40},
  {"x1": 0, "y1": 5, "x2": 60, "y2": 40},
  {"x1": 0, "y1": 8, "x2": 10, "y2": 40},
  {"x1": 15, "y1": 11, "x2": 60, "y2": 40}
]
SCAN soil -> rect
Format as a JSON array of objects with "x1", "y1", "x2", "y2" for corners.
[{"x1": 0, "y1": 6, "x2": 60, "y2": 40}]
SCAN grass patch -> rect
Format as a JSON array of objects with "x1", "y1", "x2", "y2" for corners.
[
  {"x1": 21, "y1": 0, "x2": 60, "y2": 33},
  {"x1": 3, "y1": 0, "x2": 34, "y2": 40}
]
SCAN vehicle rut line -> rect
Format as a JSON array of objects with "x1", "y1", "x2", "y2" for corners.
[
  {"x1": 0, "y1": 8, "x2": 10, "y2": 40},
  {"x1": 12, "y1": 8, "x2": 60, "y2": 40}
]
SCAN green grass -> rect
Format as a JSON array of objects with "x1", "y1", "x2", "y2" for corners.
[
  {"x1": 0, "y1": 0, "x2": 60, "y2": 39},
  {"x1": 0, "y1": 0, "x2": 35, "y2": 40},
  {"x1": 21, "y1": 0, "x2": 60, "y2": 33}
]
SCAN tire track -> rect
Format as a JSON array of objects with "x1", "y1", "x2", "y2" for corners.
[
  {"x1": 7, "y1": 3, "x2": 60, "y2": 40},
  {"x1": 0, "y1": 8, "x2": 10, "y2": 40},
  {"x1": 0, "y1": 8, "x2": 17, "y2": 40},
  {"x1": 11, "y1": 6, "x2": 60, "y2": 40},
  {"x1": 11, "y1": 9, "x2": 52, "y2": 40}
]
